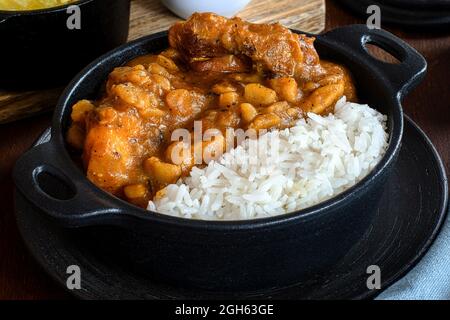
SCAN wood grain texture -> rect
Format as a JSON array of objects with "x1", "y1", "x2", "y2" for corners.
[
  {"x1": 0, "y1": 88, "x2": 62, "y2": 124},
  {"x1": 129, "y1": 0, "x2": 325, "y2": 39},
  {"x1": 2, "y1": 0, "x2": 450, "y2": 300},
  {"x1": 0, "y1": 0, "x2": 325, "y2": 125}
]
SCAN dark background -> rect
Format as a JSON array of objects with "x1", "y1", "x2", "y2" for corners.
[{"x1": 0, "y1": 0, "x2": 449, "y2": 299}]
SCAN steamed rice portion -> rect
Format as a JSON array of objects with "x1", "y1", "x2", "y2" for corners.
[{"x1": 147, "y1": 97, "x2": 389, "y2": 220}]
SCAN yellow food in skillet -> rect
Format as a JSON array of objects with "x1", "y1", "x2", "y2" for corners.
[{"x1": 0, "y1": 0, "x2": 76, "y2": 11}]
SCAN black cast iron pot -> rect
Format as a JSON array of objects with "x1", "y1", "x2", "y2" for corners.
[
  {"x1": 0, "y1": 0, "x2": 130, "y2": 89},
  {"x1": 13, "y1": 25, "x2": 427, "y2": 292}
]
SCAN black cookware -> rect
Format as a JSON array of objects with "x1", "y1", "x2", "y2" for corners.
[
  {"x1": 14, "y1": 117, "x2": 448, "y2": 299},
  {"x1": 0, "y1": 0, "x2": 130, "y2": 89},
  {"x1": 337, "y1": 0, "x2": 450, "y2": 28},
  {"x1": 13, "y1": 25, "x2": 427, "y2": 292}
]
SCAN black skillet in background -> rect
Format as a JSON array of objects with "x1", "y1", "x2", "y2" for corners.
[
  {"x1": 13, "y1": 25, "x2": 428, "y2": 293},
  {"x1": 336, "y1": 0, "x2": 450, "y2": 28},
  {"x1": 0, "y1": 0, "x2": 130, "y2": 89},
  {"x1": 14, "y1": 116, "x2": 448, "y2": 299}
]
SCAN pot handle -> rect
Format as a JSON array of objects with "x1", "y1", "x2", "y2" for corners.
[
  {"x1": 13, "y1": 141, "x2": 124, "y2": 227},
  {"x1": 319, "y1": 24, "x2": 427, "y2": 100}
]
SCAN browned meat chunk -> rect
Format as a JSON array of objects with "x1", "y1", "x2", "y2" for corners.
[{"x1": 169, "y1": 13, "x2": 323, "y2": 78}]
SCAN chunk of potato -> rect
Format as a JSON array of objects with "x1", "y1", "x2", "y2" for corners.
[
  {"x1": 249, "y1": 113, "x2": 281, "y2": 130},
  {"x1": 244, "y1": 83, "x2": 277, "y2": 106},
  {"x1": 302, "y1": 81, "x2": 345, "y2": 114},
  {"x1": 165, "y1": 141, "x2": 193, "y2": 168},
  {"x1": 318, "y1": 74, "x2": 343, "y2": 86},
  {"x1": 287, "y1": 107, "x2": 301, "y2": 118},
  {"x1": 108, "y1": 65, "x2": 150, "y2": 87},
  {"x1": 139, "y1": 107, "x2": 165, "y2": 119},
  {"x1": 303, "y1": 81, "x2": 320, "y2": 92},
  {"x1": 97, "y1": 107, "x2": 117, "y2": 125},
  {"x1": 240, "y1": 103, "x2": 258, "y2": 123},
  {"x1": 194, "y1": 132, "x2": 225, "y2": 164},
  {"x1": 111, "y1": 83, "x2": 154, "y2": 111},
  {"x1": 156, "y1": 55, "x2": 179, "y2": 71},
  {"x1": 269, "y1": 77, "x2": 298, "y2": 103},
  {"x1": 147, "y1": 63, "x2": 170, "y2": 78},
  {"x1": 71, "y1": 100, "x2": 95, "y2": 123},
  {"x1": 144, "y1": 157, "x2": 182, "y2": 184},
  {"x1": 318, "y1": 62, "x2": 345, "y2": 86},
  {"x1": 165, "y1": 89, "x2": 192, "y2": 116},
  {"x1": 263, "y1": 101, "x2": 289, "y2": 114},
  {"x1": 216, "y1": 110, "x2": 241, "y2": 129},
  {"x1": 124, "y1": 183, "x2": 148, "y2": 199},
  {"x1": 219, "y1": 92, "x2": 239, "y2": 107},
  {"x1": 143, "y1": 74, "x2": 171, "y2": 96},
  {"x1": 149, "y1": 74, "x2": 171, "y2": 91}
]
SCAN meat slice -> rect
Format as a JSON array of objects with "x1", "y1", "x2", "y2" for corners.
[{"x1": 169, "y1": 13, "x2": 322, "y2": 78}]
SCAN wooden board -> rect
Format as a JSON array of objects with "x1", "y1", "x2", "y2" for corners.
[
  {"x1": 0, "y1": 0, "x2": 325, "y2": 124},
  {"x1": 128, "y1": 0, "x2": 325, "y2": 39}
]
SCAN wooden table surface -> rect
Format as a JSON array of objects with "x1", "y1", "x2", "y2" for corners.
[{"x1": 1, "y1": 0, "x2": 449, "y2": 299}]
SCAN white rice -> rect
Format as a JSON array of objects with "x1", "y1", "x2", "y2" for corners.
[{"x1": 147, "y1": 97, "x2": 389, "y2": 220}]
